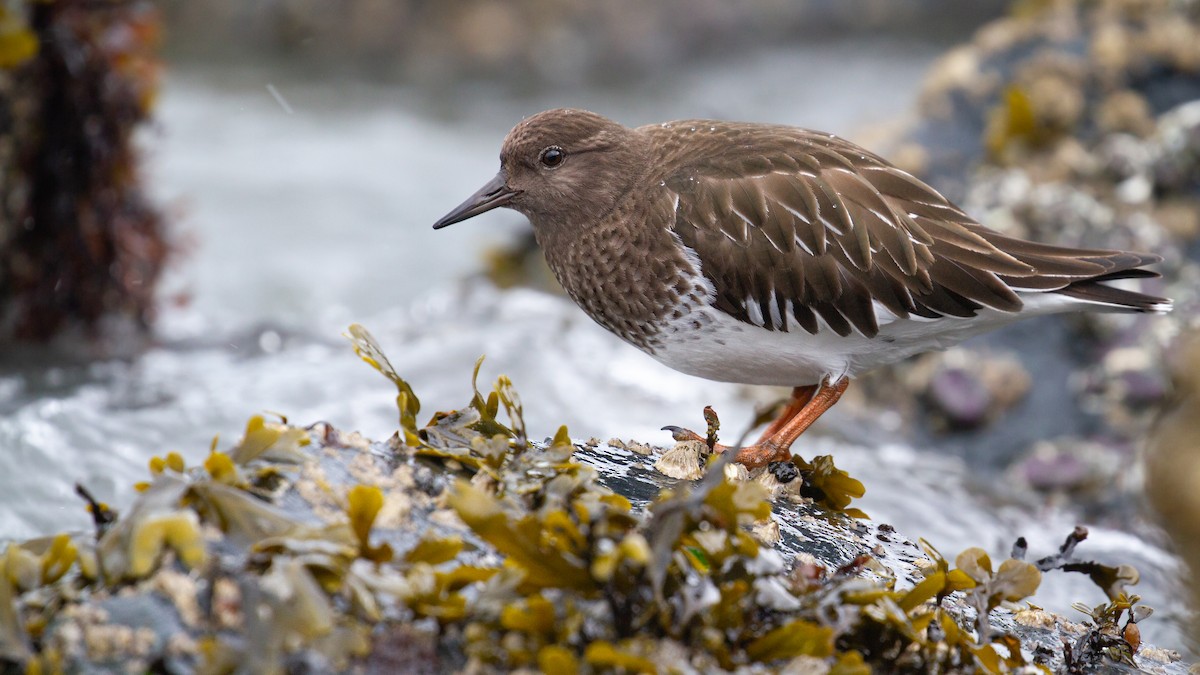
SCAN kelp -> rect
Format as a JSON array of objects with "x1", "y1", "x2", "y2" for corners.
[{"x1": 0, "y1": 325, "x2": 1179, "y2": 673}]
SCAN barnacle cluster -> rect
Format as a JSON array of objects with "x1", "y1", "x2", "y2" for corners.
[{"x1": 0, "y1": 324, "x2": 1182, "y2": 673}]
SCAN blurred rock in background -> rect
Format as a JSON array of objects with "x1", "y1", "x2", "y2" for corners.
[
  {"x1": 897, "y1": 0, "x2": 1200, "y2": 200},
  {"x1": 157, "y1": 0, "x2": 1008, "y2": 87},
  {"x1": 1146, "y1": 329, "x2": 1200, "y2": 644},
  {"x1": 0, "y1": 0, "x2": 166, "y2": 348},
  {"x1": 864, "y1": 0, "x2": 1197, "y2": 517}
]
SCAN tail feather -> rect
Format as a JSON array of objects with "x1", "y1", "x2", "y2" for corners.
[
  {"x1": 970, "y1": 225, "x2": 1171, "y2": 314},
  {"x1": 1057, "y1": 278, "x2": 1172, "y2": 313},
  {"x1": 1086, "y1": 267, "x2": 1160, "y2": 283}
]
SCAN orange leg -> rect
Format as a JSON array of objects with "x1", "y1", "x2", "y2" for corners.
[
  {"x1": 664, "y1": 377, "x2": 850, "y2": 469},
  {"x1": 733, "y1": 377, "x2": 849, "y2": 468},
  {"x1": 753, "y1": 384, "x2": 819, "y2": 444}
]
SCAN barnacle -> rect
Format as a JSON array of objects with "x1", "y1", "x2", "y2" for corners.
[{"x1": 653, "y1": 440, "x2": 707, "y2": 480}]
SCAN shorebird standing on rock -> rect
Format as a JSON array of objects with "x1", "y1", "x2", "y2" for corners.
[{"x1": 434, "y1": 108, "x2": 1171, "y2": 470}]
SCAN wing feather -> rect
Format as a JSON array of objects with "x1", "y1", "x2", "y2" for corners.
[{"x1": 651, "y1": 122, "x2": 1162, "y2": 337}]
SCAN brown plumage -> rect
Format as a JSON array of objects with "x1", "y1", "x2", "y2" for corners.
[
  {"x1": 434, "y1": 108, "x2": 1171, "y2": 469},
  {"x1": 643, "y1": 119, "x2": 1164, "y2": 338}
]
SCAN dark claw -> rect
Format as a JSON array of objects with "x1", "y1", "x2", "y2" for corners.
[
  {"x1": 661, "y1": 426, "x2": 704, "y2": 443},
  {"x1": 768, "y1": 460, "x2": 800, "y2": 483}
]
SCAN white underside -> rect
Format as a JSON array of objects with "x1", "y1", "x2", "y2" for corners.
[
  {"x1": 647, "y1": 293, "x2": 1102, "y2": 386},
  {"x1": 639, "y1": 237, "x2": 1169, "y2": 386}
]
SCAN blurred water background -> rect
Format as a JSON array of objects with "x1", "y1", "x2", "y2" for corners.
[{"x1": 1, "y1": 0, "x2": 1194, "y2": 657}]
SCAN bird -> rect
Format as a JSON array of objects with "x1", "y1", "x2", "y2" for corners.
[{"x1": 433, "y1": 108, "x2": 1171, "y2": 470}]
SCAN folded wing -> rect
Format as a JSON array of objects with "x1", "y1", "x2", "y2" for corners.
[{"x1": 656, "y1": 125, "x2": 1162, "y2": 338}]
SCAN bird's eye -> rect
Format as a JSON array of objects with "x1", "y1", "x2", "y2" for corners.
[{"x1": 539, "y1": 146, "x2": 565, "y2": 168}]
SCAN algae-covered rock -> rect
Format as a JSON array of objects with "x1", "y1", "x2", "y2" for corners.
[
  {"x1": 900, "y1": 0, "x2": 1200, "y2": 198},
  {"x1": 0, "y1": 325, "x2": 1187, "y2": 673}
]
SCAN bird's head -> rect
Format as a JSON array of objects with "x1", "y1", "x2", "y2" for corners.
[{"x1": 433, "y1": 108, "x2": 645, "y2": 231}]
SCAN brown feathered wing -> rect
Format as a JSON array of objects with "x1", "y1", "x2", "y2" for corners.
[{"x1": 655, "y1": 126, "x2": 1163, "y2": 338}]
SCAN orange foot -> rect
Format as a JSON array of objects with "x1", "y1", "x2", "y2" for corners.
[{"x1": 662, "y1": 377, "x2": 850, "y2": 470}]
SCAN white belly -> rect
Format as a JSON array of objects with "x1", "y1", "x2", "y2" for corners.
[{"x1": 645, "y1": 294, "x2": 1083, "y2": 386}]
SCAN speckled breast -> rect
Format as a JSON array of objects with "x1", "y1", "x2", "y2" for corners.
[{"x1": 532, "y1": 202, "x2": 708, "y2": 355}]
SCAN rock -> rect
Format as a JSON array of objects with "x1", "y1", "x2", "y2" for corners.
[
  {"x1": 1146, "y1": 329, "x2": 1200, "y2": 646},
  {"x1": 157, "y1": 1, "x2": 1008, "y2": 85},
  {"x1": 928, "y1": 366, "x2": 993, "y2": 430},
  {"x1": 904, "y1": 348, "x2": 1032, "y2": 432},
  {"x1": 1009, "y1": 437, "x2": 1123, "y2": 496},
  {"x1": 849, "y1": 0, "x2": 1195, "y2": 510},
  {"x1": 903, "y1": 0, "x2": 1200, "y2": 199}
]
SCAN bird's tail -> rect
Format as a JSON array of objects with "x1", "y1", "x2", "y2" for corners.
[
  {"x1": 1056, "y1": 267, "x2": 1173, "y2": 313},
  {"x1": 974, "y1": 224, "x2": 1173, "y2": 314}
]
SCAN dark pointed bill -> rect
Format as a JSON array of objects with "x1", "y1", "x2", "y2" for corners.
[{"x1": 432, "y1": 171, "x2": 519, "y2": 229}]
